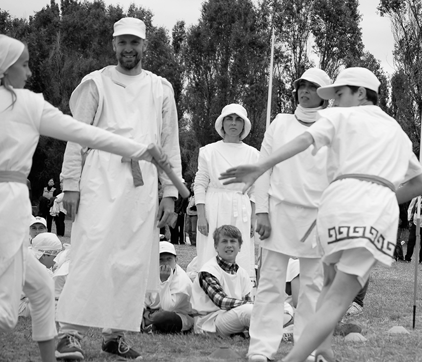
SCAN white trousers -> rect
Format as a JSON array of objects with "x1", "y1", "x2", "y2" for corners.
[
  {"x1": 248, "y1": 248, "x2": 323, "y2": 359},
  {"x1": 0, "y1": 246, "x2": 56, "y2": 341},
  {"x1": 215, "y1": 303, "x2": 253, "y2": 336}
]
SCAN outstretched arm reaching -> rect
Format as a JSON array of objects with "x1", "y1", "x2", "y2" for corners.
[{"x1": 219, "y1": 132, "x2": 314, "y2": 193}]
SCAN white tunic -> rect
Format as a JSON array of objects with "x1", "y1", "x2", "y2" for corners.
[
  {"x1": 145, "y1": 264, "x2": 193, "y2": 331},
  {"x1": 56, "y1": 67, "x2": 181, "y2": 331},
  {"x1": 194, "y1": 141, "x2": 260, "y2": 276},
  {"x1": 307, "y1": 106, "x2": 422, "y2": 266},
  {"x1": 191, "y1": 257, "x2": 252, "y2": 333},
  {"x1": 254, "y1": 114, "x2": 329, "y2": 257}
]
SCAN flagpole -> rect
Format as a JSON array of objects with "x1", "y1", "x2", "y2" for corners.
[{"x1": 413, "y1": 136, "x2": 422, "y2": 328}]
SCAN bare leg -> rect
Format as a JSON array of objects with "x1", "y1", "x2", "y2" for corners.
[
  {"x1": 38, "y1": 339, "x2": 56, "y2": 362},
  {"x1": 283, "y1": 267, "x2": 361, "y2": 362}
]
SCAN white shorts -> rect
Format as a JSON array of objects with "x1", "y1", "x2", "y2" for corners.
[{"x1": 323, "y1": 247, "x2": 376, "y2": 287}]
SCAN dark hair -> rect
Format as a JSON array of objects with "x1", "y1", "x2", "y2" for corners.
[
  {"x1": 293, "y1": 80, "x2": 327, "y2": 108},
  {"x1": 1, "y1": 76, "x2": 17, "y2": 109},
  {"x1": 213, "y1": 225, "x2": 243, "y2": 247},
  {"x1": 348, "y1": 85, "x2": 379, "y2": 105}
]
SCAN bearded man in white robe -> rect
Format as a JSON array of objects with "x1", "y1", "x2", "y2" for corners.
[{"x1": 55, "y1": 17, "x2": 182, "y2": 360}]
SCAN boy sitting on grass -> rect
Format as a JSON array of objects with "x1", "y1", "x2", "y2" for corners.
[
  {"x1": 220, "y1": 67, "x2": 422, "y2": 362},
  {"x1": 142, "y1": 241, "x2": 193, "y2": 333},
  {"x1": 191, "y1": 225, "x2": 253, "y2": 336}
]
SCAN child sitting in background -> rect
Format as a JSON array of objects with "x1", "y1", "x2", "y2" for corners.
[{"x1": 142, "y1": 241, "x2": 193, "y2": 333}]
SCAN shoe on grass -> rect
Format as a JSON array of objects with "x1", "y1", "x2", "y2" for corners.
[
  {"x1": 101, "y1": 336, "x2": 142, "y2": 360},
  {"x1": 55, "y1": 334, "x2": 85, "y2": 360},
  {"x1": 345, "y1": 302, "x2": 363, "y2": 317},
  {"x1": 248, "y1": 354, "x2": 268, "y2": 362}
]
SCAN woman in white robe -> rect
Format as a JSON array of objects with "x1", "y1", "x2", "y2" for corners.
[{"x1": 194, "y1": 104, "x2": 259, "y2": 278}]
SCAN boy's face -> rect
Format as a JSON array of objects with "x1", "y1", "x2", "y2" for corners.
[
  {"x1": 214, "y1": 233, "x2": 241, "y2": 263},
  {"x1": 39, "y1": 254, "x2": 56, "y2": 269},
  {"x1": 30, "y1": 223, "x2": 47, "y2": 239},
  {"x1": 333, "y1": 86, "x2": 360, "y2": 107},
  {"x1": 297, "y1": 80, "x2": 322, "y2": 108},
  {"x1": 159, "y1": 253, "x2": 177, "y2": 270}
]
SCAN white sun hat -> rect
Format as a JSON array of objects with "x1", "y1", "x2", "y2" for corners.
[
  {"x1": 214, "y1": 104, "x2": 252, "y2": 140},
  {"x1": 293, "y1": 68, "x2": 332, "y2": 90},
  {"x1": 30, "y1": 232, "x2": 62, "y2": 260},
  {"x1": 159, "y1": 241, "x2": 177, "y2": 256},
  {"x1": 113, "y1": 17, "x2": 146, "y2": 39},
  {"x1": 317, "y1": 67, "x2": 381, "y2": 100}
]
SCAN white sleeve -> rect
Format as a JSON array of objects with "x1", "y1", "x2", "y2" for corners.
[
  {"x1": 194, "y1": 147, "x2": 209, "y2": 205},
  {"x1": 159, "y1": 84, "x2": 182, "y2": 199},
  {"x1": 306, "y1": 117, "x2": 335, "y2": 155},
  {"x1": 38, "y1": 100, "x2": 148, "y2": 193}
]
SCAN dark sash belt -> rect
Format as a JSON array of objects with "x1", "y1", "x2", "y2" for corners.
[{"x1": 0, "y1": 171, "x2": 27, "y2": 184}]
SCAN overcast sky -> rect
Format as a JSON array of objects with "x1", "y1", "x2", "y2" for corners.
[{"x1": 1, "y1": 0, "x2": 395, "y2": 74}]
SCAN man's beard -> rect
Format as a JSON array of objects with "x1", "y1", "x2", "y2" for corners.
[{"x1": 118, "y1": 53, "x2": 141, "y2": 70}]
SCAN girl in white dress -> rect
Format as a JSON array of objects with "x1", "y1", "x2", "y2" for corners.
[
  {"x1": 0, "y1": 34, "x2": 151, "y2": 362},
  {"x1": 194, "y1": 104, "x2": 259, "y2": 278}
]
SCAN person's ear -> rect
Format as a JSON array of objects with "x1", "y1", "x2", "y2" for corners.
[
  {"x1": 112, "y1": 38, "x2": 116, "y2": 52},
  {"x1": 142, "y1": 39, "x2": 148, "y2": 52},
  {"x1": 358, "y1": 87, "x2": 367, "y2": 101}
]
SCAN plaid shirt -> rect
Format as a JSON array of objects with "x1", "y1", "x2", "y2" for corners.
[{"x1": 198, "y1": 256, "x2": 252, "y2": 310}]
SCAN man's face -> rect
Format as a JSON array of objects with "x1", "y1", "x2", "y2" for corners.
[
  {"x1": 30, "y1": 223, "x2": 47, "y2": 239},
  {"x1": 214, "y1": 233, "x2": 241, "y2": 263},
  {"x1": 159, "y1": 253, "x2": 177, "y2": 270},
  {"x1": 333, "y1": 86, "x2": 360, "y2": 107},
  {"x1": 297, "y1": 80, "x2": 322, "y2": 108},
  {"x1": 113, "y1": 34, "x2": 146, "y2": 71}
]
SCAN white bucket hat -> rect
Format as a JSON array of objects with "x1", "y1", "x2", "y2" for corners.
[
  {"x1": 113, "y1": 17, "x2": 146, "y2": 39},
  {"x1": 214, "y1": 104, "x2": 252, "y2": 140},
  {"x1": 317, "y1": 67, "x2": 380, "y2": 100},
  {"x1": 160, "y1": 241, "x2": 177, "y2": 256},
  {"x1": 293, "y1": 68, "x2": 332, "y2": 90}
]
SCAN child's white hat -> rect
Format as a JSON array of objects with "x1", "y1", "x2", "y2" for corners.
[
  {"x1": 159, "y1": 241, "x2": 177, "y2": 256},
  {"x1": 214, "y1": 104, "x2": 252, "y2": 140},
  {"x1": 30, "y1": 216, "x2": 47, "y2": 228},
  {"x1": 317, "y1": 67, "x2": 380, "y2": 100},
  {"x1": 293, "y1": 68, "x2": 332, "y2": 89},
  {"x1": 30, "y1": 232, "x2": 62, "y2": 259}
]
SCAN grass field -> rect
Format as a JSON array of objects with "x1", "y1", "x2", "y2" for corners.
[{"x1": 1, "y1": 220, "x2": 422, "y2": 361}]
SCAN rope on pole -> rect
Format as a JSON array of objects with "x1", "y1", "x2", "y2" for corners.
[{"x1": 413, "y1": 197, "x2": 420, "y2": 329}]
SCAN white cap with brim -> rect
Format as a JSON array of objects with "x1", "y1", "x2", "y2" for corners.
[
  {"x1": 293, "y1": 68, "x2": 332, "y2": 90},
  {"x1": 317, "y1": 67, "x2": 381, "y2": 100},
  {"x1": 30, "y1": 232, "x2": 62, "y2": 260},
  {"x1": 113, "y1": 17, "x2": 146, "y2": 39},
  {"x1": 214, "y1": 104, "x2": 252, "y2": 140},
  {"x1": 30, "y1": 216, "x2": 47, "y2": 228},
  {"x1": 160, "y1": 241, "x2": 177, "y2": 256}
]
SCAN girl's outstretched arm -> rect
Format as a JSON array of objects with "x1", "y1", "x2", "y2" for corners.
[
  {"x1": 397, "y1": 174, "x2": 422, "y2": 205},
  {"x1": 219, "y1": 132, "x2": 314, "y2": 193}
]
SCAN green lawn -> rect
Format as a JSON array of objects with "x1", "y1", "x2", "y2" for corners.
[{"x1": 1, "y1": 220, "x2": 422, "y2": 361}]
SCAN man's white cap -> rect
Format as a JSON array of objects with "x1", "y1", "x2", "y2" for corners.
[
  {"x1": 293, "y1": 68, "x2": 332, "y2": 90},
  {"x1": 30, "y1": 216, "x2": 47, "y2": 228},
  {"x1": 159, "y1": 241, "x2": 177, "y2": 256},
  {"x1": 317, "y1": 67, "x2": 381, "y2": 100},
  {"x1": 113, "y1": 17, "x2": 146, "y2": 39},
  {"x1": 30, "y1": 232, "x2": 62, "y2": 259},
  {"x1": 215, "y1": 104, "x2": 252, "y2": 140}
]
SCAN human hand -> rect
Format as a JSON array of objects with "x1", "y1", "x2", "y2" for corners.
[
  {"x1": 219, "y1": 164, "x2": 265, "y2": 194},
  {"x1": 256, "y1": 213, "x2": 272, "y2": 240},
  {"x1": 160, "y1": 264, "x2": 172, "y2": 282},
  {"x1": 157, "y1": 197, "x2": 175, "y2": 228},
  {"x1": 62, "y1": 191, "x2": 80, "y2": 221},
  {"x1": 197, "y1": 215, "x2": 209, "y2": 236}
]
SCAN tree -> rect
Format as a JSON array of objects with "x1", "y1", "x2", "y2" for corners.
[
  {"x1": 378, "y1": 0, "x2": 422, "y2": 153},
  {"x1": 182, "y1": 0, "x2": 270, "y2": 150},
  {"x1": 311, "y1": 0, "x2": 364, "y2": 79}
]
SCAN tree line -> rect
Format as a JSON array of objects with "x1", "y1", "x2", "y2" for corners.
[{"x1": 0, "y1": 0, "x2": 420, "y2": 200}]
